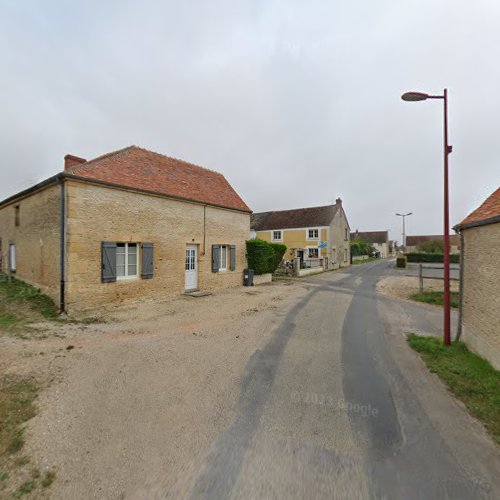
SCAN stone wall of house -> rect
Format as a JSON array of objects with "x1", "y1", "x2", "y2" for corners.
[
  {"x1": 462, "y1": 222, "x2": 500, "y2": 370},
  {"x1": 65, "y1": 180, "x2": 250, "y2": 313},
  {"x1": 373, "y1": 242, "x2": 388, "y2": 258},
  {"x1": 329, "y1": 208, "x2": 350, "y2": 269},
  {"x1": 0, "y1": 184, "x2": 61, "y2": 305}
]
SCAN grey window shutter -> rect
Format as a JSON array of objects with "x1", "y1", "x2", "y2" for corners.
[
  {"x1": 230, "y1": 245, "x2": 236, "y2": 271},
  {"x1": 101, "y1": 241, "x2": 117, "y2": 283},
  {"x1": 212, "y1": 245, "x2": 220, "y2": 272},
  {"x1": 141, "y1": 243, "x2": 154, "y2": 279}
]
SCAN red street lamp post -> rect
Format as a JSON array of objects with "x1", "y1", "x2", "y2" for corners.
[{"x1": 401, "y1": 89, "x2": 453, "y2": 346}]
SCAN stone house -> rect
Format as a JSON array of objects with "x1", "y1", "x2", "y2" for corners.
[
  {"x1": 405, "y1": 234, "x2": 460, "y2": 254},
  {"x1": 250, "y1": 199, "x2": 351, "y2": 270},
  {"x1": 0, "y1": 146, "x2": 251, "y2": 313},
  {"x1": 454, "y1": 187, "x2": 500, "y2": 370},
  {"x1": 350, "y1": 230, "x2": 389, "y2": 258}
]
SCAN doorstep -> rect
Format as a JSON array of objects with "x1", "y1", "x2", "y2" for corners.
[{"x1": 185, "y1": 290, "x2": 213, "y2": 297}]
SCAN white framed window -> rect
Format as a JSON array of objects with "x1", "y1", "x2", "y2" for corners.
[
  {"x1": 307, "y1": 247, "x2": 319, "y2": 259},
  {"x1": 116, "y1": 243, "x2": 138, "y2": 279},
  {"x1": 272, "y1": 230, "x2": 282, "y2": 241},
  {"x1": 219, "y1": 245, "x2": 228, "y2": 271},
  {"x1": 307, "y1": 228, "x2": 319, "y2": 240}
]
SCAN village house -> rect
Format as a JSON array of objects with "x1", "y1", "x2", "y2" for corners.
[
  {"x1": 350, "y1": 230, "x2": 390, "y2": 258},
  {"x1": 454, "y1": 187, "x2": 500, "y2": 370},
  {"x1": 250, "y1": 199, "x2": 350, "y2": 270},
  {"x1": 406, "y1": 234, "x2": 460, "y2": 254},
  {"x1": 0, "y1": 146, "x2": 251, "y2": 313}
]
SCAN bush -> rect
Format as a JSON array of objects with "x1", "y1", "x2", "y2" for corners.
[
  {"x1": 416, "y1": 239, "x2": 443, "y2": 253},
  {"x1": 396, "y1": 255, "x2": 407, "y2": 268},
  {"x1": 406, "y1": 253, "x2": 459, "y2": 264},
  {"x1": 268, "y1": 242, "x2": 287, "y2": 271},
  {"x1": 246, "y1": 239, "x2": 287, "y2": 275}
]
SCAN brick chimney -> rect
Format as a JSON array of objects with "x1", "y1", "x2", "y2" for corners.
[
  {"x1": 335, "y1": 197, "x2": 342, "y2": 206},
  {"x1": 64, "y1": 154, "x2": 86, "y2": 170}
]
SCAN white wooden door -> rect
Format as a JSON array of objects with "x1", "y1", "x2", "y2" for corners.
[{"x1": 185, "y1": 245, "x2": 198, "y2": 290}]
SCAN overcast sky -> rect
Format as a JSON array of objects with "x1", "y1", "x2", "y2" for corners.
[{"x1": 1, "y1": 0, "x2": 499, "y2": 243}]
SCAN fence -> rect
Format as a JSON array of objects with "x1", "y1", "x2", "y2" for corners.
[
  {"x1": 417, "y1": 264, "x2": 459, "y2": 293},
  {"x1": 300, "y1": 259, "x2": 323, "y2": 269}
]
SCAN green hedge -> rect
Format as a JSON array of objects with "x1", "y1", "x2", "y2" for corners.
[
  {"x1": 268, "y1": 242, "x2": 287, "y2": 271},
  {"x1": 396, "y1": 255, "x2": 407, "y2": 268},
  {"x1": 406, "y1": 253, "x2": 459, "y2": 264},
  {"x1": 246, "y1": 239, "x2": 287, "y2": 275}
]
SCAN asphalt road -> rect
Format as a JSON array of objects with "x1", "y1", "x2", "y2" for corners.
[{"x1": 174, "y1": 260, "x2": 500, "y2": 499}]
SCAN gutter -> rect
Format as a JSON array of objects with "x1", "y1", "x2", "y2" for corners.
[
  {"x1": 454, "y1": 213, "x2": 500, "y2": 231},
  {"x1": 62, "y1": 173, "x2": 253, "y2": 214},
  {"x1": 0, "y1": 174, "x2": 61, "y2": 209},
  {"x1": 0, "y1": 172, "x2": 252, "y2": 215}
]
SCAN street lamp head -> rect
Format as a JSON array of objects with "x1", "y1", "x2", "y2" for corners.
[{"x1": 401, "y1": 91, "x2": 429, "y2": 102}]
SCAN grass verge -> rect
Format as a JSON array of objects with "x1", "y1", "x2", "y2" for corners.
[
  {"x1": 409, "y1": 290, "x2": 459, "y2": 308},
  {"x1": 0, "y1": 273, "x2": 58, "y2": 326},
  {"x1": 407, "y1": 334, "x2": 500, "y2": 445},
  {"x1": 0, "y1": 273, "x2": 103, "y2": 334},
  {"x1": 0, "y1": 377, "x2": 49, "y2": 495},
  {"x1": 0, "y1": 378, "x2": 39, "y2": 458},
  {"x1": 352, "y1": 257, "x2": 380, "y2": 265}
]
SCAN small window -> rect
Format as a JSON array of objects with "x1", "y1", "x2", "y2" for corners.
[
  {"x1": 116, "y1": 243, "x2": 138, "y2": 279},
  {"x1": 308, "y1": 247, "x2": 319, "y2": 259},
  {"x1": 308, "y1": 228, "x2": 319, "y2": 239},
  {"x1": 345, "y1": 228, "x2": 348, "y2": 241},
  {"x1": 14, "y1": 205, "x2": 20, "y2": 227},
  {"x1": 9, "y1": 243, "x2": 16, "y2": 271},
  {"x1": 219, "y1": 245, "x2": 228, "y2": 271},
  {"x1": 344, "y1": 248, "x2": 348, "y2": 262},
  {"x1": 272, "y1": 230, "x2": 282, "y2": 241}
]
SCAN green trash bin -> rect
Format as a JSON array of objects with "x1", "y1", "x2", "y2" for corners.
[{"x1": 243, "y1": 269, "x2": 254, "y2": 286}]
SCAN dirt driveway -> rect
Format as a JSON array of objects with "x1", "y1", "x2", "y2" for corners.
[{"x1": 0, "y1": 280, "x2": 309, "y2": 499}]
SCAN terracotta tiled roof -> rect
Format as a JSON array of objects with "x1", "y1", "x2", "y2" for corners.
[
  {"x1": 456, "y1": 187, "x2": 500, "y2": 229},
  {"x1": 251, "y1": 204, "x2": 340, "y2": 230},
  {"x1": 406, "y1": 234, "x2": 459, "y2": 247},
  {"x1": 350, "y1": 231, "x2": 388, "y2": 244},
  {"x1": 65, "y1": 146, "x2": 251, "y2": 213}
]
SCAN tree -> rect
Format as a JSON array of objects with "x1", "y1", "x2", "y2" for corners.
[
  {"x1": 416, "y1": 239, "x2": 443, "y2": 254},
  {"x1": 349, "y1": 239, "x2": 375, "y2": 257}
]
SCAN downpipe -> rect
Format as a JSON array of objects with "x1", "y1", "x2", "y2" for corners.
[{"x1": 59, "y1": 178, "x2": 66, "y2": 314}]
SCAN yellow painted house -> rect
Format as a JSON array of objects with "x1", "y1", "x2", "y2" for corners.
[{"x1": 251, "y1": 199, "x2": 351, "y2": 270}]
